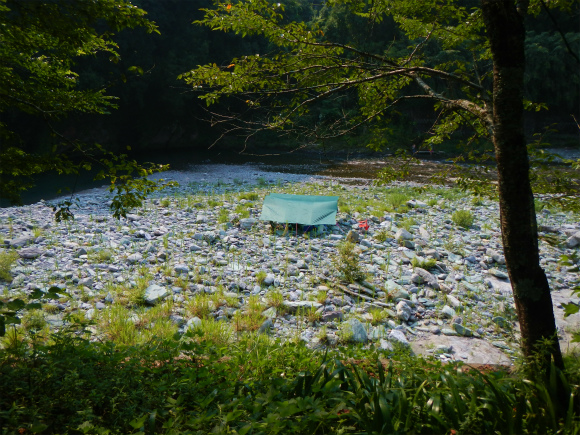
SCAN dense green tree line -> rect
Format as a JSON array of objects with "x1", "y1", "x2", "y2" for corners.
[{"x1": 1, "y1": 0, "x2": 577, "y2": 167}]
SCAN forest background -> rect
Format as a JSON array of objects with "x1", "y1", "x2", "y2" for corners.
[{"x1": 3, "y1": 0, "x2": 579, "y2": 165}]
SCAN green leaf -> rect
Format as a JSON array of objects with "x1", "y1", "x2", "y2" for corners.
[
  {"x1": 31, "y1": 423, "x2": 49, "y2": 433},
  {"x1": 5, "y1": 315, "x2": 21, "y2": 325},
  {"x1": 562, "y1": 302, "x2": 580, "y2": 317},
  {"x1": 30, "y1": 289, "x2": 45, "y2": 299},
  {"x1": 129, "y1": 414, "x2": 148, "y2": 429},
  {"x1": 7, "y1": 299, "x2": 25, "y2": 310}
]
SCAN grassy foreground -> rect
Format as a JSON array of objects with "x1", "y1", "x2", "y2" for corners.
[{"x1": 1, "y1": 326, "x2": 579, "y2": 435}]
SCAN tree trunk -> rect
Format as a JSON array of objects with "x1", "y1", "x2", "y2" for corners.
[{"x1": 481, "y1": 0, "x2": 564, "y2": 369}]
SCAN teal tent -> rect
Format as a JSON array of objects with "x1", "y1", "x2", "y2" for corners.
[{"x1": 259, "y1": 193, "x2": 339, "y2": 225}]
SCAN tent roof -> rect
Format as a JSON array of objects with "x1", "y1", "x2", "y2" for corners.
[{"x1": 259, "y1": 193, "x2": 339, "y2": 225}]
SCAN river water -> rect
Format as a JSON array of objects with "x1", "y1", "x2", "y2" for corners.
[{"x1": 3, "y1": 147, "x2": 578, "y2": 207}]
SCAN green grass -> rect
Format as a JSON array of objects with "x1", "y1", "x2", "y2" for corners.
[
  {"x1": 452, "y1": 209, "x2": 475, "y2": 229},
  {"x1": 239, "y1": 191, "x2": 260, "y2": 201},
  {"x1": 0, "y1": 325, "x2": 578, "y2": 434},
  {"x1": 399, "y1": 217, "x2": 418, "y2": 231},
  {"x1": 0, "y1": 249, "x2": 18, "y2": 282},
  {"x1": 411, "y1": 256, "x2": 438, "y2": 270},
  {"x1": 186, "y1": 293, "x2": 215, "y2": 318},
  {"x1": 217, "y1": 207, "x2": 229, "y2": 223},
  {"x1": 255, "y1": 270, "x2": 268, "y2": 287}
]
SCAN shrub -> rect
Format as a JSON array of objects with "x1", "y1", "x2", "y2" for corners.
[
  {"x1": 0, "y1": 249, "x2": 18, "y2": 282},
  {"x1": 451, "y1": 209, "x2": 475, "y2": 228},
  {"x1": 336, "y1": 241, "x2": 366, "y2": 283}
]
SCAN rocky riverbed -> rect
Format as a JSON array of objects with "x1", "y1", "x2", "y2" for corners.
[{"x1": 1, "y1": 163, "x2": 579, "y2": 365}]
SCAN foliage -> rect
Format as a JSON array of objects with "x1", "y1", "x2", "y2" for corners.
[
  {"x1": 0, "y1": 331, "x2": 578, "y2": 434},
  {"x1": 0, "y1": 249, "x2": 18, "y2": 282},
  {"x1": 451, "y1": 209, "x2": 475, "y2": 229},
  {"x1": 0, "y1": 287, "x2": 64, "y2": 337},
  {"x1": 0, "y1": 0, "x2": 174, "y2": 218},
  {"x1": 336, "y1": 241, "x2": 366, "y2": 283}
]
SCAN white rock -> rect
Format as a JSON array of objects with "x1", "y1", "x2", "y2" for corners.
[{"x1": 144, "y1": 284, "x2": 170, "y2": 305}]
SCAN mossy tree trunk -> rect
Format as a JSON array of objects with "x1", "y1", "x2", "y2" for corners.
[{"x1": 481, "y1": 0, "x2": 563, "y2": 369}]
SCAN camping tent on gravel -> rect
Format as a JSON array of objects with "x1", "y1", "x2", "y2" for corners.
[{"x1": 259, "y1": 193, "x2": 339, "y2": 226}]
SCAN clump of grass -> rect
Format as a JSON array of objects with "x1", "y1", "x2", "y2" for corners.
[
  {"x1": 232, "y1": 296, "x2": 266, "y2": 331},
  {"x1": 337, "y1": 321, "x2": 355, "y2": 343},
  {"x1": 256, "y1": 271, "x2": 268, "y2": 287},
  {"x1": 300, "y1": 306, "x2": 321, "y2": 323},
  {"x1": 217, "y1": 208, "x2": 229, "y2": 224},
  {"x1": 411, "y1": 256, "x2": 438, "y2": 270},
  {"x1": 43, "y1": 303, "x2": 60, "y2": 314},
  {"x1": 374, "y1": 229, "x2": 393, "y2": 242},
  {"x1": 21, "y1": 309, "x2": 47, "y2": 331},
  {"x1": 385, "y1": 192, "x2": 409, "y2": 210},
  {"x1": 187, "y1": 318, "x2": 234, "y2": 345},
  {"x1": 160, "y1": 198, "x2": 171, "y2": 208},
  {"x1": 451, "y1": 209, "x2": 475, "y2": 229},
  {"x1": 234, "y1": 203, "x2": 251, "y2": 218},
  {"x1": 89, "y1": 249, "x2": 113, "y2": 263},
  {"x1": 399, "y1": 217, "x2": 418, "y2": 231},
  {"x1": 0, "y1": 249, "x2": 18, "y2": 282},
  {"x1": 338, "y1": 198, "x2": 351, "y2": 214},
  {"x1": 316, "y1": 290, "x2": 328, "y2": 304},
  {"x1": 125, "y1": 276, "x2": 151, "y2": 306},
  {"x1": 336, "y1": 241, "x2": 366, "y2": 283},
  {"x1": 257, "y1": 176, "x2": 267, "y2": 187},
  {"x1": 265, "y1": 289, "x2": 284, "y2": 308},
  {"x1": 369, "y1": 307, "x2": 390, "y2": 325},
  {"x1": 239, "y1": 192, "x2": 259, "y2": 201},
  {"x1": 186, "y1": 294, "x2": 215, "y2": 318},
  {"x1": 207, "y1": 199, "x2": 222, "y2": 207},
  {"x1": 98, "y1": 304, "x2": 138, "y2": 345},
  {"x1": 232, "y1": 310, "x2": 265, "y2": 332}
]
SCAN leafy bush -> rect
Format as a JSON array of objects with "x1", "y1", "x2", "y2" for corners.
[
  {"x1": 336, "y1": 241, "x2": 366, "y2": 283},
  {"x1": 451, "y1": 209, "x2": 475, "y2": 228},
  {"x1": 0, "y1": 249, "x2": 18, "y2": 282},
  {"x1": 0, "y1": 332, "x2": 578, "y2": 434}
]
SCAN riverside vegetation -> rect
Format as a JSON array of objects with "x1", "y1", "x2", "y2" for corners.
[{"x1": 1, "y1": 171, "x2": 580, "y2": 433}]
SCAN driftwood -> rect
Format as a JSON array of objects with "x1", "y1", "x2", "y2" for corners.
[{"x1": 335, "y1": 283, "x2": 392, "y2": 310}]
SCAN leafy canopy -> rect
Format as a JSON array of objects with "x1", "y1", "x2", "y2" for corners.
[
  {"x1": 183, "y1": 0, "x2": 578, "y2": 206},
  {"x1": 0, "y1": 0, "x2": 172, "y2": 217}
]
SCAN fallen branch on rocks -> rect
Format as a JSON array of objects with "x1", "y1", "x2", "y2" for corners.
[{"x1": 335, "y1": 283, "x2": 392, "y2": 309}]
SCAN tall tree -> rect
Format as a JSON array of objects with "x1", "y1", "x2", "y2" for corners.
[
  {"x1": 184, "y1": 0, "x2": 579, "y2": 368},
  {"x1": 0, "y1": 0, "x2": 169, "y2": 217}
]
